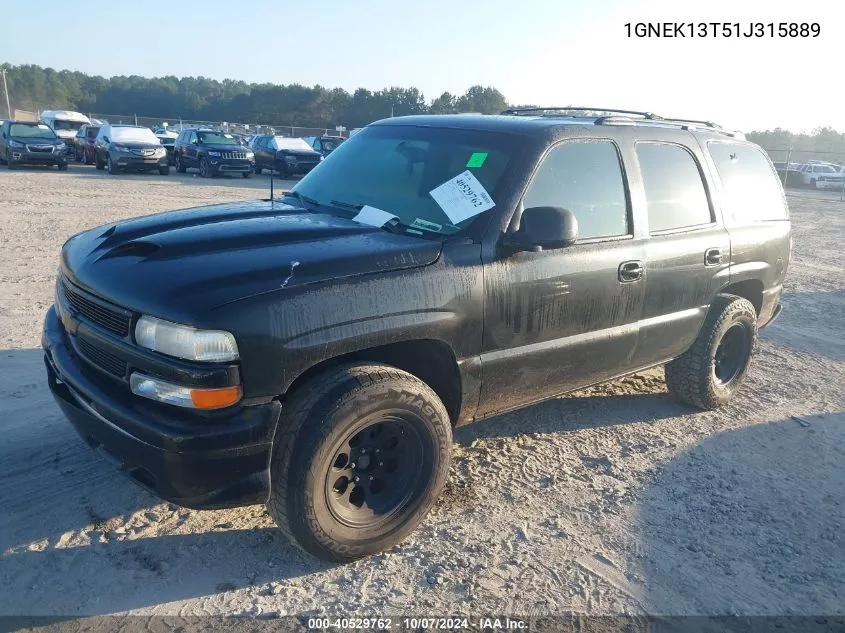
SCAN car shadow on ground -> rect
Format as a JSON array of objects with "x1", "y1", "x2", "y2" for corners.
[
  {"x1": 760, "y1": 290, "x2": 845, "y2": 363},
  {"x1": 636, "y1": 411, "x2": 845, "y2": 616}
]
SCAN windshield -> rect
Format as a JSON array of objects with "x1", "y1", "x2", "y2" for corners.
[
  {"x1": 197, "y1": 131, "x2": 239, "y2": 145},
  {"x1": 85, "y1": 127, "x2": 100, "y2": 138},
  {"x1": 110, "y1": 126, "x2": 160, "y2": 143},
  {"x1": 52, "y1": 119, "x2": 86, "y2": 132},
  {"x1": 274, "y1": 137, "x2": 313, "y2": 151},
  {"x1": 10, "y1": 123, "x2": 58, "y2": 140},
  {"x1": 291, "y1": 125, "x2": 514, "y2": 236},
  {"x1": 322, "y1": 138, "x2": 344, "y2": 151}
]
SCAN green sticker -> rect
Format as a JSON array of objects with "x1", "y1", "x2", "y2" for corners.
[
  {"x1": 411, "y1": 217, "x2": 442, "y2": 232},
  {"x1": 466, "y1": 152, "x2": 488, "y2": 168}
]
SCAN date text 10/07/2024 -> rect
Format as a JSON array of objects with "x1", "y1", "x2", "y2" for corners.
[
  {"x1": 625, "y1": 22, "x2": 820, "y2": 38},
  {"x1": 306, "y1": 617, "x2": 528, "y2": 630}
]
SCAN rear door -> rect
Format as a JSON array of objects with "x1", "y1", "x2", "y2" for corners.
[
  {"x1": 634, "y1": 140, "x2": 731, "y2": 367},
  {"x1": 478, "y1": 138, "x2": 647, "y2": 417}
]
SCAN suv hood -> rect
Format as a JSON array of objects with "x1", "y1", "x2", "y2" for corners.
[
  {"x1": 60, "y1": 200, "x2": 442, "y2": 321},
  {"x1": 111, "y1": 141, "x2": 162, "y2": 150},
  {"x1": 200, "y1": 143, "x2": 249, "y2": 152},
  {"x1": 276, "y1": 148, "x2": 321, "y2": 158}
]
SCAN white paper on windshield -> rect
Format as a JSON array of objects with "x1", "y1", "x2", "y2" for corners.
[
  {"x1": 37, "y1": 124, "x2": 50, "y2": 129},
  {"x1": 428, "y1": 170, "x2": 495, "y2": 224},
  {"x1": 352, "y1": 205, "x2": 399, "y2": 228}
]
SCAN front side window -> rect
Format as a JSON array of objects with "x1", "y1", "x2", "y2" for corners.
[
  {"x1": 708, "y1": 141, "x2": 787, "y2": 222},
  {"x1": 636, "y1": 142, "x2": 712, "y2": 232},
  {"x1": 522, "y1": 140, "x2": 629, "y2": 240}
]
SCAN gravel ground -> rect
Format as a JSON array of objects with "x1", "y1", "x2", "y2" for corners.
[{"x1": 1, "y1": 165, "x2": 844, "y2": 618}]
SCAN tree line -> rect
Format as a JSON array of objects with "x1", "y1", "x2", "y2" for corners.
[
  {"x1": 2, "y1": 63, "x2": 843, "y2": 158},
  {"x1": 0, "y1": 63, "x2": 509, "y2": 128}
]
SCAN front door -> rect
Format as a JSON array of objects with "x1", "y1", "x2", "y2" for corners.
[{"x1": 478, "y1": 139, "x2": 647, "y2": 418}]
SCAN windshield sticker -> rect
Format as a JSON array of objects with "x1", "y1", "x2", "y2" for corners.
[
  {"x1": 410, "y1": 218, "x2": 442, "y2": 233},
  {"x1": 223, "y1": 133, "x2": 233, "y2": 138},
  {"x1": 37, "y1": 124, "x2": 50, "y2": 130},
  {"x1": 352, "y1": 205, "x2": 399, "y2": 228},
  {"x1": 429, "y1": 170, "x2": 495, "y2": 224},
  {"x1": 466, "y1": 152, "x2": 488, "y2": 168}
]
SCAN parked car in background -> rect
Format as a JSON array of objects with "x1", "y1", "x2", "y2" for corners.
[
  {"x1": 40, "y1": 110, "x2": 91, "y2": 154},
  {"x1": 0, "y1": 120, "x2": 69, "y2": 170},
  {"x1": 772, "y1": 161, "x2": 804, "y2": 186},
  {"x1": 154, "y1": 128, "x2": 179, "y2": 166},
  {"x1": 94, "y1": 124, "x2": 169, "y2": 175},
  {"x1": 250, "y1": 134, "x2": 323, "y2": 177},
  {"x1": 798, "y1": 162, "x2": 844, "y2": 189},
  {"x1": 302, "y1": 135, "x2": 345, "y2": 157},
  {"x1": 173, "y1": 129, "x2": 255, "y2": 178},
  {"x1": 73, "y1": 124, "x2": 100, "y2": 164}
]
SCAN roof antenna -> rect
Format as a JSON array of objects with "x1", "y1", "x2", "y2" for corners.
[{"x1": 269, "y1": 160, "x2": 274, "y2": 202}]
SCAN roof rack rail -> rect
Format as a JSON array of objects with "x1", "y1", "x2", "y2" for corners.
[
  {"x1": 501, "y1": 106, "x2": 663, "y2": 120},
  {"x1": 661, "y1": 117, "x2": 722, "y2": 129}
]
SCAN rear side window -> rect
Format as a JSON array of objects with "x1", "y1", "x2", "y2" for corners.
[
  {"x1": 708, "y1": 142, "x2": 787, "y2": 222},
  {"x1": 522, "y1": 140, "x2": 629, "y2": 240},
  {"x1": 637, "y1": 142, "x2": 712, "y2": 232}
]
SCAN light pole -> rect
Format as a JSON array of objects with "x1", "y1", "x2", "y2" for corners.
[{"x1": 1, "y1": 69, "x2": 11, "y2": 120}]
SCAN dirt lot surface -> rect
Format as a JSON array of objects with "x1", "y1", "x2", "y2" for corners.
[{"x1": 1, "y1": 166, "x2": 844, "y2": 618}]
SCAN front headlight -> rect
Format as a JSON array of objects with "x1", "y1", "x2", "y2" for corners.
[
  {"x1": 114, "y1": 144, "x2": 131, "y2": 153},
  {"x1": 55, "y1": 144, "x2": 66, "y2": 152},
  {"x1": 8, "y1": 139, "x2": 24, "y2": 148},
  {"x1": 154, "y1": 147, "x2": 166, "y2": 157},
  {"x1": 283, "y1": 155, "x2": 296, "y2": 162},
  {"x1": 245, "y1": 151, "x2": 254, "y2": 159},
  {"x1": 207, "y1": 151, "x2": 221, "y2": 157},
  {"x1": 134, "y1": 315, "x2": 239, "y2": 362}
]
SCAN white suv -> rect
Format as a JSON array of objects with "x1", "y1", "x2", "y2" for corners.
[{"x1": 798, "y1": 162, "x2": 844, "y2": 189}]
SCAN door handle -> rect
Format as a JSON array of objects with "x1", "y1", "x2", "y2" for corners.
[
  {"x1": 618, "y1": 260, "x2": 644, "y2": 283},
  {"x1": 705, "y1": 248, "x2": 722, "y2": 266}
]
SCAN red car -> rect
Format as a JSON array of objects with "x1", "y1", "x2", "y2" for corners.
[{"x1": 73, "y1": 124, "x2": 101, "y2": 165}]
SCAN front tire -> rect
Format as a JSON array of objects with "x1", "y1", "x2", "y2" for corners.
[
  {"x1": 267, "y1": 363, "x2": 452, "y2": 562},
  {"x1": 175, "y1": 155, "x2": 186, "y2": 173},
  {"x1": 57, "y1": 162, "x2": 68, "y2": 171},
  {"x1": 665, "y1": 295, "x2": 758, "y2": 410},
  {"x1": 95, "y1": 153, "x2": 105, "y2": 170},
  {"x1": 107, "y1": 155, "x2": 120, "y2": 175},
  {"x1": 199, "y1": 157, "x2": 211, "y2": 178},
  {"x1": 242, "y1": 171, "x2": 252, "y2": 178},
  {"x1": 254, "y1": 164, "x2": 263, "y2": 175},
  {"x1": 159, "y1": 165, "x2": 170, "y2": 175}
]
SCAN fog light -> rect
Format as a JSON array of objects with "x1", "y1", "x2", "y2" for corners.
[{"x1": 130, "y1": 372, "x2": 242, "y2": 410}]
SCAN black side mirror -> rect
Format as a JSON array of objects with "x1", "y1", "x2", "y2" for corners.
[{"x1": 503, "y1": 206, "x2": 578, "y2": 253}]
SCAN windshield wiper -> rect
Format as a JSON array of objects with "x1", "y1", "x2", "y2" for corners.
[
  {"x1": 329, "y1": 200, "x2": 363, "y2": 213},
  {"x1": 283, "y1": 191, "x2": 320, "y2": 211}
]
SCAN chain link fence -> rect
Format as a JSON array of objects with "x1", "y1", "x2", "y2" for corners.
[
  {"x1": 85, "y1": 113, "x2": 349, "y2": 139},
  {"x1": 762, "y1": 147, "x2": 845, "y2": 200}
]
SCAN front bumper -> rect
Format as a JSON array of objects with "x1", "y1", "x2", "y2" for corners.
[
  {"x1": 209, "y1": 159, "x2": 254, "y2": 174},
  {"x1": 8, "y1": 147, "x2": 67, "y2": 165},
  {"x1": 113, "y1": 152, "x2": 168, "y2": 170},
  {"x1": 276, "y1": 159, "x2": 319, "y2": 175},
  {"x1": 42, "y1": 306, "x2": 280, "y2": 509}
]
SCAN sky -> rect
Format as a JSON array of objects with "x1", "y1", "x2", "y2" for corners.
[{"x1": 1, "y1": 0, "x2": 842, "y2": 133}]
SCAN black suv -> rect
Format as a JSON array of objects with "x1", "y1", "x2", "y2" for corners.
[
  {"x1": 0, "y1": 120, "x2": 69, "y2": 170},
  {"x1": 94, "y1": 124, "x2": 170, "y2": 175},
  {"x1": 250, "y1": 134, "x2": 322, "y2": 177},
  {"x1": 43, "y1": 109, "x2": 790, "y2": 562},
  {"x1": 173, "y1": 129, "x2": 255, "y2": 178}
]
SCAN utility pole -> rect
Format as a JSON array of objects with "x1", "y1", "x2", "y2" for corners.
[{"x1": 1, "y1": 69, "x2": 11, "y2": 120}]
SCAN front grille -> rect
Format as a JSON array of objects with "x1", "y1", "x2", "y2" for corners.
[
  {"x1": 27, "y1": 144, "x2": 55, "y2": 153},
  {"x1": 61, "y1": 278, "x2": 132, "y2": 337},
  {"x1": 219, "y1": 152, "x2": 247, "y2": 160},
  {"x1": 77, "y1": 336, "x2": 127, "y2": 378},
  {"x1": 131, "y1": 148, "x2": 157, "y2": 157}
]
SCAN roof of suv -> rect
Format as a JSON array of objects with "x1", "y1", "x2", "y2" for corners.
[{"x1": 372, "y1": 112, "x2": 745, "y2": 140}]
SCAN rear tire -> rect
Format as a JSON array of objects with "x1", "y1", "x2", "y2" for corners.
[
  {"x1": 267, "y1": 362, "x2": 452, "y2": 562},
  {"x1": 665, "y1": 295, "x2": 758, "y2": 410}
]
